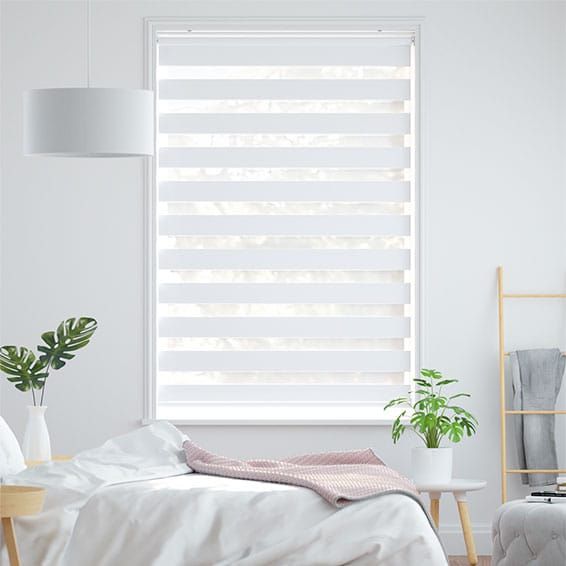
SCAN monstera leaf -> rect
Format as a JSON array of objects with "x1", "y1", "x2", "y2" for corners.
[
  {"x1": 38, "y1": 317, "x2": 98, "y2": 370},
  {"x1": 0, "y1": 346, "x2": 48, "y2": 391}
]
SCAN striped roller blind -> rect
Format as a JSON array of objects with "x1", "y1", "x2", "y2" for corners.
[{"x1": 154, "y1": 31, "x2": 417, "y2": 421}]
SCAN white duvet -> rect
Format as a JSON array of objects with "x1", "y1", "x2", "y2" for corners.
[{"x1": 2, "y1": 423, "x2": 447, "y2": 566}]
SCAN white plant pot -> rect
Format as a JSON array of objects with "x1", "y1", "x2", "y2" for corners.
[
  {"x1": 411, "y1": 446, "x2": 453, "y2": 486},
  {"x1": 22, "y1": 405, "x2": 51, "y2": 462}
]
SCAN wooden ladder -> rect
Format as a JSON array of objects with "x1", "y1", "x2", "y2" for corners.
[{"x1": 497, "y1": 266, "x2": 566, "y2": 502}]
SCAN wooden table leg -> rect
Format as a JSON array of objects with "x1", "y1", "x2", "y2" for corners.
[
  {"x1": 2, "y1": 517, "x2": 21, "y2": 566},
  {"x1": 456, "y1": 499, "x2": 477, "y2": 566},
  {"x1": 429, "y1": 493, "x2": 440, "y2": 528}
]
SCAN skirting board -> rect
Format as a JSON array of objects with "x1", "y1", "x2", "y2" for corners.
[{"x1": 439, "y1": 523, "x2": 492, "y2": 556}]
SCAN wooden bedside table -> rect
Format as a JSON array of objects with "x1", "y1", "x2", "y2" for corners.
[
  {"x1": 416, "y1": 479, "x2": 486, "y2": 566},
  {"x1": 0, "y1": 485, "x2": 45, "y2": 566},
  {"x1": 25, "y1": 455, "x2": 72, "y2": 467}
]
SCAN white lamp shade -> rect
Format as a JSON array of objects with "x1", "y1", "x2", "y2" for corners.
[{"x1": 23, "y1": 88, "x2": 154, "y2": 157}]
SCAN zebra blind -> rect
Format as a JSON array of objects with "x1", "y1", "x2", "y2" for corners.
[{"x1": 154, "y1": 31, "x2": 417, "y2": 421}]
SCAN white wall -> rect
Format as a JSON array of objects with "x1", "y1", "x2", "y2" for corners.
[{"x1": 1, "y1": 0, "x2": 565, "y2": 555}]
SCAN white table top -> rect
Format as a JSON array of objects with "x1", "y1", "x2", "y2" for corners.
[{"x1": 415, "y1": 479, "x2": 487, "y2": 493}]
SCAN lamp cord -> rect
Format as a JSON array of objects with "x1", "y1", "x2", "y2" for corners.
[{"x1": 86, "y1": 0, "x2": 91, "y2": 87}]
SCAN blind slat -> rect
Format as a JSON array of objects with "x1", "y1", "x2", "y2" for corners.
[
  {"x1": 159, "y1": 39, "x2": 411, "y2": 66},
  {"x1": 157, "y1": 383, "x2": 411, "y2": 404},
  {"x1": 159, "y1": 283, "x2": 410, "y2": 304},
  {"x1": 159, "y1": 181, "x2": 411, "y2": 202},
  {"x1": 159, "y1": 79, "x2": 411, "y2": 101},
  {"x1": 159, "y1": 147, "x2": 409, "y2": 168},
  {"x1": 159, "y1": 350, "x2": 410, "y2": 372},
  {"x1": 159, "y1": 215, "x2": 410, "y2": 236},
  {"x1": 159, "y1": 113, "x2": 411, "y2": 134},
  {"x1": 158, "y1": 249, "x2": 409, "y2": 270},
  {"x1": 159, "y1": 316, "x2": 410, "y2": 338}
]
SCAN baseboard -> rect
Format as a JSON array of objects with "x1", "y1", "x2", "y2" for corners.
[{"x1": 439, "y1": 523, "x2": 492, "y2": 556}]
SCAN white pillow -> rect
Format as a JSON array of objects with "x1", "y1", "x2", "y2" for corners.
[{"x1": 0, "y1": 416, "x2": 26, "y2": 478}]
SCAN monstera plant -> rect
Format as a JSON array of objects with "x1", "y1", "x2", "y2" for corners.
[
  {"x1": 384, "y1": 368, "x2": 477, "y2": 485},
  {"x1": 0, "y1": 317, "x2": 98, "y2": 405}
]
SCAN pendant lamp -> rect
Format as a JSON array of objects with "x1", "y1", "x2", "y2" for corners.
[{"x1": 23, "y1": 1, "x2": 153, "y2": 157}]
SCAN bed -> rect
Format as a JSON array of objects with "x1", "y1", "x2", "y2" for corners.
[{"x1": 1, "y1": 423, "x2": 447, "y2": 566}]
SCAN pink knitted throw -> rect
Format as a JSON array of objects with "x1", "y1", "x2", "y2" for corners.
[{"x1": 183, "y1": 439, "x2": 417, "y2": 508}]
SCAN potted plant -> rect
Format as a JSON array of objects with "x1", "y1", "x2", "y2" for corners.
[
  {"x1": 384, "y1": 368, "x2": 477, "y2": 485},
  {"x1": 0, "y1": 317, "x2": 97, "y2": 462}
]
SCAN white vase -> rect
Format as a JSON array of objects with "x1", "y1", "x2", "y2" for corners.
[
  {"x1": 411, "y1": 446, "x2": 453, "y2": 486},
  {"x1": 22, "y1": 405, "x2": 51, "y2": 462}
]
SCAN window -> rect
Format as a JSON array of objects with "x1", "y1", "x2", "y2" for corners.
[{"x1": 149, "y1": 27, "x2": 418, "y2": 423}]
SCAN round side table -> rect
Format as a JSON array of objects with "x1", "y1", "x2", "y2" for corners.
[
  {"x1": 25, "y1": 454, "x2": 72, "y2": 468},
  {"x1": 0, "y1": 485, "x2": 45, "y2": 566},
  {"x1": 415, "y1": 479, "x2": 486, "y2": 566}
]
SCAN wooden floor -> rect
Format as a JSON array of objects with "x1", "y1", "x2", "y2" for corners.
[{"x1": 448, "y1": 558, "x2": 490, "y2": 566}]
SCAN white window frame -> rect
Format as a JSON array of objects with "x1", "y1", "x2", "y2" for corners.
[{"x1": 143, "y1": 17, "x2": 424, "y2": 425}]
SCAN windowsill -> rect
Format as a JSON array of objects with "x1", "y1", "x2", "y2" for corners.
[{"x1": 143, "y1": 404, "x2": 409, "y2": 426}]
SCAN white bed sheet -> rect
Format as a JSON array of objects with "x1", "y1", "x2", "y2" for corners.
[
  {"x1": 1, "y1": 423, "x2": 447, "y2": 566},
  {"x1": 66, "y1": 474, "x2": 447, "y2": 566},
  {"x1": 2, "y1": 422, "x2": 189, "y2": 566}
]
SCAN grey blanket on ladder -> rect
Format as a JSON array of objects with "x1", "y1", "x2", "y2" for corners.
[{"x1": 510, "y1": 348, "x2": 565, "y2": 486}]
